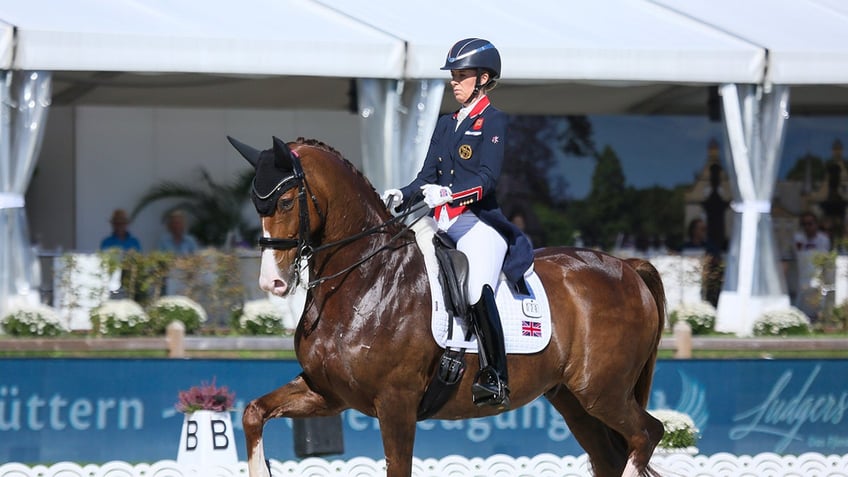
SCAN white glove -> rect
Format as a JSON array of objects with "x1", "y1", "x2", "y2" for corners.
[
  {"x1": 381, "y1": 188, "x2": 403, "y2": 208},
  {"x1": 421, "y1": 184, "x2": 453, "y2": 208}
]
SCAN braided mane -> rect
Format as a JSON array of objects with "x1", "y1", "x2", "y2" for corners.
[{"x1": 292, "y1": 137, "x2": 380, "y2": 198}]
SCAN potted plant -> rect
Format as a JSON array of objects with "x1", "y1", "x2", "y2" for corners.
[
  {"x1": 1, "y1": 299, "x2": 65, "y2": 337},
  {"x1": 753, "y1": 306, "x2": 811, "y2": 336},
  {"x1": 649, "y1": 409, "x2": 700, "y2": 455},
  {"x1": 175, "y1": 379, "x2": 238, "y2": 467},
  {"x1": 669, "y1": 300, "x2": 716, "y2": 335}
]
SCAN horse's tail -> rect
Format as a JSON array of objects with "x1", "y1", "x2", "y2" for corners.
[{"x1": 627, "y1": 258, "x2": 666, "y2": 409}]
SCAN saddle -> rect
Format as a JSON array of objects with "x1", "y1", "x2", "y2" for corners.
[
  {"x1": 415, "y1": 224, "x2": 549, "y2": 419},
  {"x1": 417, "y1": 233, "x2": 472, "y2": 420}
]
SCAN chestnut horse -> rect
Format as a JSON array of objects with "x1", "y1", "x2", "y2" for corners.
[{"x1": 230, "y1": 136, "x2": 666, "y2": 477}]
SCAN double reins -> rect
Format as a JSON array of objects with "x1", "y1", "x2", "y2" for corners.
[{"x1": 257, "y1": 154, "x2": 426, "y2": 289}]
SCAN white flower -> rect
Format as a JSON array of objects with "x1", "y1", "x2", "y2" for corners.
[
  {"x1": 753, "y1": 306, "x2": 810, "y2": 336},
  {"x1": 649, "y1": 409, "x2": 699, "y2": 449},
  {"x1": 90, "y1": 299, "x2": 150, "y2": 335},
  {"x1": 669, "y1": 300, "x2": 716, "y2": 334},
  {"x1": 1, "y1": 299, "x2": 65, "y2": 336},
  {"x1": 152, "y1": 295, "x2": 208, "y2": 323},
  {"x1": 237, "y1": 299, "x2": 285, "y2": 335}
]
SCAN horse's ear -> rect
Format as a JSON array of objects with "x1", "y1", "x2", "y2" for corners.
[
  {"x1": 227, "y1": 136, "x2": 261, "y2": 167},
  {"x1": 272, "y1": 136, "x2": 296, "y2": 171}
]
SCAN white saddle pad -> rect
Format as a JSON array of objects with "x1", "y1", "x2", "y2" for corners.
[{"x1": 411, "y1": 218, "x2": 552, "y2": 354}]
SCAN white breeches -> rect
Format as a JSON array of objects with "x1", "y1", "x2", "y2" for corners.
[{"x1": 443, "y1": 211, "x2": 507, "y2": 304}]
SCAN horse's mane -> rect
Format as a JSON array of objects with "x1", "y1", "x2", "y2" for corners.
[{"x1": 292, "y1": 137, "x2": 381, "y2": 199}]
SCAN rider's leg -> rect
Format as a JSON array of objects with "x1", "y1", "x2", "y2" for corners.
[
  {"x1": 470, "y1": 284, "x2": 509, "y2": 408},
  {"x1": 450, "y1": 216, "x2": 509, "y2": 408}
]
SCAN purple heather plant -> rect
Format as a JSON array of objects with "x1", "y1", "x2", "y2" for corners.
[{"x1": 176, "y1": 378, "x2": 235, "y2": 413}]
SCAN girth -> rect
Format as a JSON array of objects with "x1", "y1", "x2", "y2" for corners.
[{"x1": 417, "y1": 232, "x2": 472, "y2": 420}]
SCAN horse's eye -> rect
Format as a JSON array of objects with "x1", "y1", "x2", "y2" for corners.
[{"x1": 278, "y1": 197, "x2": 295, "y2": 211}]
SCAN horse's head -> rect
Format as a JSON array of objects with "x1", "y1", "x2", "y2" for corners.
[{"x1": 229, "y1": 136, "x2": 325, "y2": 296}]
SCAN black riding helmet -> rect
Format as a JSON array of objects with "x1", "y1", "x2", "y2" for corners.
[
  {"x1": 441, "y1": 38, "x2": 501, "y2": 101},
  {"x1": 441, "y1": 38, "x2": 501, "y2": 78}
]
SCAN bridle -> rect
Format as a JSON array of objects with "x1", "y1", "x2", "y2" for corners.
[{"x1": 256, "y1": 153, "x2": 425, "y2": 289}]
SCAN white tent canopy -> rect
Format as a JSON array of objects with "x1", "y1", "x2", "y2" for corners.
[
  {"x1": 322, "y1": 0, "x2": 765, "y2": 84},
  {"x1": 654, "y1": 0, "x2": 848, "y2": 86},
  {"x1": 0, "y1": 0, "x2": 405, "y2": 77}
]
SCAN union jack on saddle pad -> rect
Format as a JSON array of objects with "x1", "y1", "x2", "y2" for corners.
[{"x1": 411, "y1": 218, "x2": 553, "y2": 354}]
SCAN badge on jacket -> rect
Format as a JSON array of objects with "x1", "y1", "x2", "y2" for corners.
[
  {"x1": 459, "y1": 144, "x2": 473, "y2": 159},
  {"x1": 473, "y1": 118, "x2": 484, "y2": 130}
]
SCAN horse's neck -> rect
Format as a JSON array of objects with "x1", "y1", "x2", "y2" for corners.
[{"x1": 307, "y1": 218, "x2": 425, "y2": 329}]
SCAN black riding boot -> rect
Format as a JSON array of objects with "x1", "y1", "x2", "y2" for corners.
[{"x1": 470, "y1": 284, "x2": 510, "y2": 409}]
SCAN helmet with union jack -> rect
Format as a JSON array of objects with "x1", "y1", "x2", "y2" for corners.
[{"x1": 440, "y1": 38, "x2": 501, "y2": 79}]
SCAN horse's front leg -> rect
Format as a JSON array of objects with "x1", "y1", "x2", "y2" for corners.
[
  {"x1": 375, "y1": 396, "x2": 419, "y2": 477},
  {"x1": 243, "y1": 374, "x2": 340, "y2": 477}
]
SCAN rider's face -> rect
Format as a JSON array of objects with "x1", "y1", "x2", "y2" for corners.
[{"x1": 450, "y1": 69, "x2": 488, "y2": 105}]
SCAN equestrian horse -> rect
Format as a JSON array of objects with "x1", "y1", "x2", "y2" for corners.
[{"x1": 231, "y1": 136, "x2": 666, "y2": 477}]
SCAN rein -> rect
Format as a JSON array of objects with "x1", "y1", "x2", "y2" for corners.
[{"x1": 256, "y1": 152, "x2": 426, "y2": 289}]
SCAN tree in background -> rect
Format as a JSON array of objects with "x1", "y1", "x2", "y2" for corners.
[
  {"x1": 576, "y1": 145, "x2": 629, "y2": 249},
  {"x1": 785, "y1": 153, "x2": 825, "y2": 183},
  {"x1": 501, "y1": 115, "x2": 595, "y2": 247}
]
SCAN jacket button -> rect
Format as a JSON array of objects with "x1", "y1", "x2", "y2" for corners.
[{"x1": 438, "y1": 157, "x2": 442, "y2": 162}]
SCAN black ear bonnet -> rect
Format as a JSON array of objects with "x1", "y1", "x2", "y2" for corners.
[{"x1": 229, "y1": 136, "x2": 302, "y2": 217}]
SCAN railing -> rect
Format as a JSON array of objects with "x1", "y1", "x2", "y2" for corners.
[
  {"x1": 2, "y1": 453, "x2": 847, "y2": 477},
  {"x1": 0, "y1": 321, "x2": 845, "y2": 358}
]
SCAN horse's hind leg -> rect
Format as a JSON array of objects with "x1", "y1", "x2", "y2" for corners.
[
  {"x1": 242, "y1": 374, "x2": 340, "y2": 477},
  {"x1": 545, "y1": 385, "x2": 628, "y2": 477},
  {"x1": 556, "y1": 382, "x2": 663, "y2": 477}
]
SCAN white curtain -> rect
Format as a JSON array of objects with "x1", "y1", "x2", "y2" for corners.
[
  {"x1": 357, "y1": 79, "x2": 444, "y2": 194},
  {"x1": 0, "y1": 71, "x2": 52, "y2": 315},
  {"x1": 715, "y1": 83, "x2": 790, "y2": 335}
]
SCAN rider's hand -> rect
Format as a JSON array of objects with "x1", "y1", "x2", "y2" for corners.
[
  {"x1": 381, "y1": 188, "x2": 403, "y2": 209},
  {"x1": 421, "y1": 184, "x2": 453, "y2": 208}
]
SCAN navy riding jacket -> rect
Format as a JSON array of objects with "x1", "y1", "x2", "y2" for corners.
[{"x1": 400, "y1": 96, "x2": 534, "y2": 286}]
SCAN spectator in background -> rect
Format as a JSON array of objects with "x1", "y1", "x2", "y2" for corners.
[
  {"x1": 100, "y1": 208, "x2": 141, "y2": 252},
  {"x1": 794, "y1": 211, "x2": 831, "y2": 253},
  {"x1": 682, "y1": 217, "x2": 722, "y2": 306},
  {"x1": 793, "y1": 211, "x2": 831, "y2": 319},
  {"x1": 159, "y1": 209, "x2": 199, "y2": 255},
  {"x1": 682, "y1": 218, "x2": 718, "y2": 256}
]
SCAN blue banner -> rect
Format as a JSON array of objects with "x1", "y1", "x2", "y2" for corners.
[{"x1": 1, "y1": 358, "x2": 846, "y2": 463}]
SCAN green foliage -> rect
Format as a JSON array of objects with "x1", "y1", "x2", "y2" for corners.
[
  {"x1": 785, "y1": 153, "x2": 825, "y2": 182},
  {"x1": 231, "y1": 299, "x2": 286, "y2": 335},
  {"x1": 579, "y1": 145, "x2": 629, "y2": 249},
  {"x1": 170, "y1": 251, "x2": 245, "y2": 326},
  {"x1": 498, "y1": 115, "x2": 596, "y2": 247},
  {"x1": 131, "y1": 168, "x2": 258, "y2": 247},
  {"x1": 650, "y1": 409, "x2": 699, "y2": 449},
  {"x1": 148, "y1": 296, "x2": 207, "y2": 334},
  {"x1": 532, "y1": 202, "x2": 577, "y2": 246},
  {"x1": 825, "y1": 302, "x2": 848, "y2": 332},
  {"x1": 1, "y1": 302, "x2": 65, "y2": 337},
  {"x1": 669, "y1": 301, "x2": 716, "y2": 335},
  {"x1": 90, "y1": 299, "x2": 152, "y2": 336},
  {"x1": 112, "y1": 250, "x2": 173, "y2": 306},
  {"x1": 752, "y1": 307, "x2": 811, "y2": 336}
]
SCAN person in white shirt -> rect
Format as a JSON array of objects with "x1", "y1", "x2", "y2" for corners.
[{"x1": 792, "y1": 211, "x2": 831, "y2": 318}]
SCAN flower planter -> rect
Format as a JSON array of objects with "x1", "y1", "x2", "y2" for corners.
[
  {"x1": 176, "y1": 410, "x2": 237, "y2": 468},
  {"x1": 654, "y1": 446, "x2": 699, "y2": 456}
]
